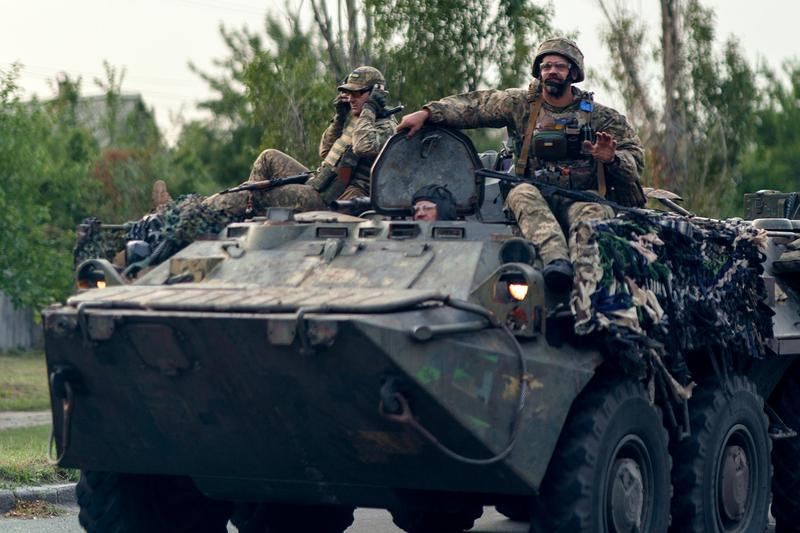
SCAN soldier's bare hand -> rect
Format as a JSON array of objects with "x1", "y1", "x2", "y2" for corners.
[
  {"x1": 396, "y1": 109, "x2": 431, "y2": 138},
  {"x1": 583, "y1": 131, "x2": 617, "y2": 163}
]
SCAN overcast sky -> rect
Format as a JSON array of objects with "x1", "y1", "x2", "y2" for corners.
[{"x1": 2, "y1": 0, "x2": 797, "y2": 142}]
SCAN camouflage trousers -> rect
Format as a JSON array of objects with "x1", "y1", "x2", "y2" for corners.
[
  {"x1": 204, "y1": 149, "x2": 366, "y2": 216},
  {"x1": 505, "y1": 183, "x2": 614, "y2": 265}
]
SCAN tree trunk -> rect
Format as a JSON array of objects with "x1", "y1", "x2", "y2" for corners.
[{"x1": 660, "y1": 0, "x2": 688, "y2": 192}]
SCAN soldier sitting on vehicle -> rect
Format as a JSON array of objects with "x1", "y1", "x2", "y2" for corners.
[
  {"x1": 396, "y1": 37, "x2": 646, "y2": 291},
  {"x1": 412, "y1": 184, "x2": 458, "y2": 221},
  {"x1": 203, "y1": 66, "x2": 398, "y2": 217}
]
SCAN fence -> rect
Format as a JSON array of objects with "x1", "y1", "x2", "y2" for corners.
[{"x1": 0, "y1": 294, "x2": 42, "y2": 352}]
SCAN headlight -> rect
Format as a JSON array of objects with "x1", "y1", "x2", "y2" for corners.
[{"x1": 507, "y1": 282, "x2": 528, "y2": 301}]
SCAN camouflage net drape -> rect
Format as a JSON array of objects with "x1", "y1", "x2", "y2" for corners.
[
  {"x1": 74, "y1": 194, "x2": 246, "y2": 268},
  {"x1": 570, "y1": 211, "x2": 774, "y2": 388}
]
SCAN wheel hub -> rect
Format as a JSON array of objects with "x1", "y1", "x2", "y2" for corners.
[
  {"x1": 720, "y1": 444, "x2": 750, "y2": 522},
  {"x1": 609, "y1": 458, "x2": 644, "y2": 531}
]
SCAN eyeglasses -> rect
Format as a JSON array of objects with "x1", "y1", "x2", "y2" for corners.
[
  {"x1": 413, "y1": 202, "x2": 437, "y2": 212},
  {"x1": 340, "y1": 89, "x2": 369, "y2": 97},
  {"x1": 540, "y1": 61, "x2": 570, "y2": 72}
]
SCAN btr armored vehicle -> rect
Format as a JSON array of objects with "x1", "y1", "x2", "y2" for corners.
[{"x1": 44, "y1": 127, "x2": 800, "y2": 532}]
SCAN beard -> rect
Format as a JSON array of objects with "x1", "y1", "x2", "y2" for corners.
[{"x1": 543, "y1": 76, "x2": 570, "y2": 97}]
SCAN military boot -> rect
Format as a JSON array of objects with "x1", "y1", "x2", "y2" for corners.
[{"x1": 543, "y1": 259, "x2": 574, "y2": 291}]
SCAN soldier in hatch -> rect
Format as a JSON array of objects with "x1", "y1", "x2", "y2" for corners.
[
  {"x1": 204, "y1": 66, "x2": 398, "y2": 216},
  {"x1": 412, "y1": 185, "x2": 458, "y2": 222},
  {"x1": 396, "y1": 37, "x2": 645, "y2": 290}
]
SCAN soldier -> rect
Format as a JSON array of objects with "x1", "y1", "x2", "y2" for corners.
[
  {"x1": 204, "y1": 66, "x2": 398, "y2": 216},
  {"x1": 396, "y1": 37, "x2": 645, "y2": 290},
  {"x1": 412, "y1": 184, "x2": 457, "y2": 221}
]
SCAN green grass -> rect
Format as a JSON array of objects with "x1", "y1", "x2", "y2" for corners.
[
  {"x1": 0, "y1": 424, "x2": 78, "y2": 489},
  {"x1": 0, "y1": 350, "x2": 50, "y2": 411}
]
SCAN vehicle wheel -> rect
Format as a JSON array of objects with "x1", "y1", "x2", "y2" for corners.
[
  {"x1": 231, "y1": 502, "x2": 355, "y2": 533},
  {"x1": 772, "y1": 365, "x2": 800, "y2": 533},
  {"x1": 496, "y1": 498, "x2": 530, "y2": 521},
  {"x1": 76, "y1": 471, "x2": 232, "y2": 533},
  {"x1": 670, "y1": 375, "x2": 771, "y2": 533},
  {"x1": 390, "y1": 503, "x2": 483, "y2": 533},
  {"x1": 529, "y1": 377, "x2": 672, "y2": 533}
]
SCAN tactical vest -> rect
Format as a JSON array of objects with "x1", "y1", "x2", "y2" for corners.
[
  {"x1": 515, "y1": 92, "x2": 600, "y2": 192},
  {"x1": 513, "y1": 88, "x2": 646, "y2": 208},
  {"x1": 306, "y1": 118, "x2": 372, "y2": 204}
]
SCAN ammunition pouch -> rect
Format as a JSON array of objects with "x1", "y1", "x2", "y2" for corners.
[
  {"x1": 308, "y1": 146, "x2": 361, "y2": 205},
  {"x1": 533, "y1": 120, "x2": 595, "y2": 162},
  {"x1": 306, "y1": 165, "x2": 338, "y2": 194},
  {"x1": 533, "y1": 129, "x2": 568, "y2": 160}
]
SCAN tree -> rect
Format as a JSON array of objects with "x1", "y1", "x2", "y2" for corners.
[
  {"x1": 0, "y1": 66, "x2": 95, "y2": 308},
  {"x1": 735, "y1": 62, "x2": 800, "y2": 211},
  {"x1": 320, "y1": 0, "x2": 554, "y2": 110},
  {"x1": 183, "y1": 0, "x2": 555, "y2": 185},
  {"x1": 597, "y1": 0, "x2": 760, "y2": 216}
]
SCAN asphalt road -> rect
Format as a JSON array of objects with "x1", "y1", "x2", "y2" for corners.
[
  {"x1": 0, "y1": 506, "x2": 529, "y2": 532},
  {"x1": 0, "y1": 505, "x2": 777, "y2": 532}
]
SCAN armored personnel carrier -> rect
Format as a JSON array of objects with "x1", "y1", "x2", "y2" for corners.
[{"x1": 44, "y1": 127, "x2": 800, "y2": 533}]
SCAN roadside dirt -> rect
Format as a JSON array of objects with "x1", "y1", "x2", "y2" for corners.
[{"x1": 0, "y1": 411, "x2": 51, "y2": 430}]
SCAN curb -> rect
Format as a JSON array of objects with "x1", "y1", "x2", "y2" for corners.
[{"x1": 0, "y1": 483, "x2": 76, "y2": 514}]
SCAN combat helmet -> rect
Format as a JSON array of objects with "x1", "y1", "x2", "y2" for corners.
[
  {"x1": 532, "y1": 37, "x2": 584, "y2": 83},
  {"x1": 337, "y1": 66, "x2": 385, "y2": 92}
]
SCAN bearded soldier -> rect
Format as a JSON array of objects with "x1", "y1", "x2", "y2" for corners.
[
  {"x1": 396, "y1": 38, "x2": 645, "y2": 290},
  {"x1": 205, "y1": 66, "x2": 397, "y2": 216}
]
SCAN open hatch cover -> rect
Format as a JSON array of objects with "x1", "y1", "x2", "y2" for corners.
[{"x1": 370, "y1": 126, "x2": 484, "y2": 217}]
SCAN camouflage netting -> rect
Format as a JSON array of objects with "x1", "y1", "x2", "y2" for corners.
[
  {"x1": 73, "y1": 218, "x2": 129, "y2": 268},
  {"x1": 571, "y1": 211, "x2": 773, "y2": 387},
  {"x1": 73, "y1": 194, "x2": 246, "y2": 269}
]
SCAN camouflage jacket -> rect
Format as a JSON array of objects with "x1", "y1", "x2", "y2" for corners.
[
  {"x1": 319, "y1": 108, "x2": 397, "y2": 163},
  {"x1": 424, "y1": 80, "x2": 645, "y2": 203}
]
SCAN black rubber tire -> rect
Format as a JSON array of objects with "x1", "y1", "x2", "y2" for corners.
[
  {"x1": 496, "y1": 498, "x2": 530, "y2": 522},
  {"x1": 76, "y1": 471, "x2": 232, "y2": 533},
  {"x1": 529, "y1": 377, "x2": 672, "y2": 533},
  {"x1": 670, "y1": 375, "x2": 771, "y2": 533},
  {"x1": 772, "y1": 365, "x2": 800, "y2": 533},
  {"x1": 390, "y1": 504, "x2": 483, "y2": 533},
  {"x1": 231, "y1": 502, "x2": 355, "y2": 533}
]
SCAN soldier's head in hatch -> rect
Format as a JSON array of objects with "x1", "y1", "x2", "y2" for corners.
[{"x1": 412, "y1": 185, "x2": 457, "y2": 222}]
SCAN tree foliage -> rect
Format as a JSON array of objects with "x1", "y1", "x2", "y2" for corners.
[
  {"x1": 0, "y1": 66, "x2": 95, "y2": 308},
  {"x1": 597, "y1": 0, "x2": 760, "y2": 216},
  {"x1": 182, "y1": 0, "x2": 555, "y2": 186},
  {"x1": 734, "y1": 62, "x2": 800, "y2": 213},
  {"x1": 365, "y1": 0, "x2": 553, "y2": 109}
]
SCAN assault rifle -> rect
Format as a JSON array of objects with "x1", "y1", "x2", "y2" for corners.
[
  {"x1": 475, "y1": 168, "x2": 630, "y2": 211},
  {"x1": 220, "y1": 172, "x2": 313, "y2": 195},
  {"x1": 378, "y1": 105, "x2": 404, "y2": 119}
]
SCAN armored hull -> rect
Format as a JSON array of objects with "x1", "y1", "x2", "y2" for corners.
[
  {"x1": 45, "y1": 217, "x2": 600, "y2": 508},
  {"x1": 43, "y1": 129, "x2": 800, "y2": 533}
]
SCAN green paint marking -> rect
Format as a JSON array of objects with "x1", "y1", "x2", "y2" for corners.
[
  {"x1": 467, "y1": 415, "x2": 490, "y2": 430},
  {"x1": 416, "y1": 365, "x2": 441, "y2": 384},
  {"x1": 479, "y1": 353, "x2": 499, "y2": 364},
  {"x1": 453, "y1": 368, "x2": 471, "y2": 382}
]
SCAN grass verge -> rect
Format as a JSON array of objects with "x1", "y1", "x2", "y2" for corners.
[
  {"x1": 0, "y1": 424, "x2": 78, "y2": 490},
  {"x1": 0, "y1": 350, "x2": 50, "y2": 411}
]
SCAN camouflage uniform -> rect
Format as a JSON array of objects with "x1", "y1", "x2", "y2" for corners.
[
  {"x1": 423, "y1": 39, "x2": 644, "y2": 266},
  {"x1": 204, "y1": 66, "x2": 397, "y2": 217}
]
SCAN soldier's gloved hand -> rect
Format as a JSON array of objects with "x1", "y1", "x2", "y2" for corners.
[
  {"x1": 363, "y1": 86, "x2": 388, "y2": 116},
  {"x1": 333, "y1": 94, "x2": 350, "y2": 123}
]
